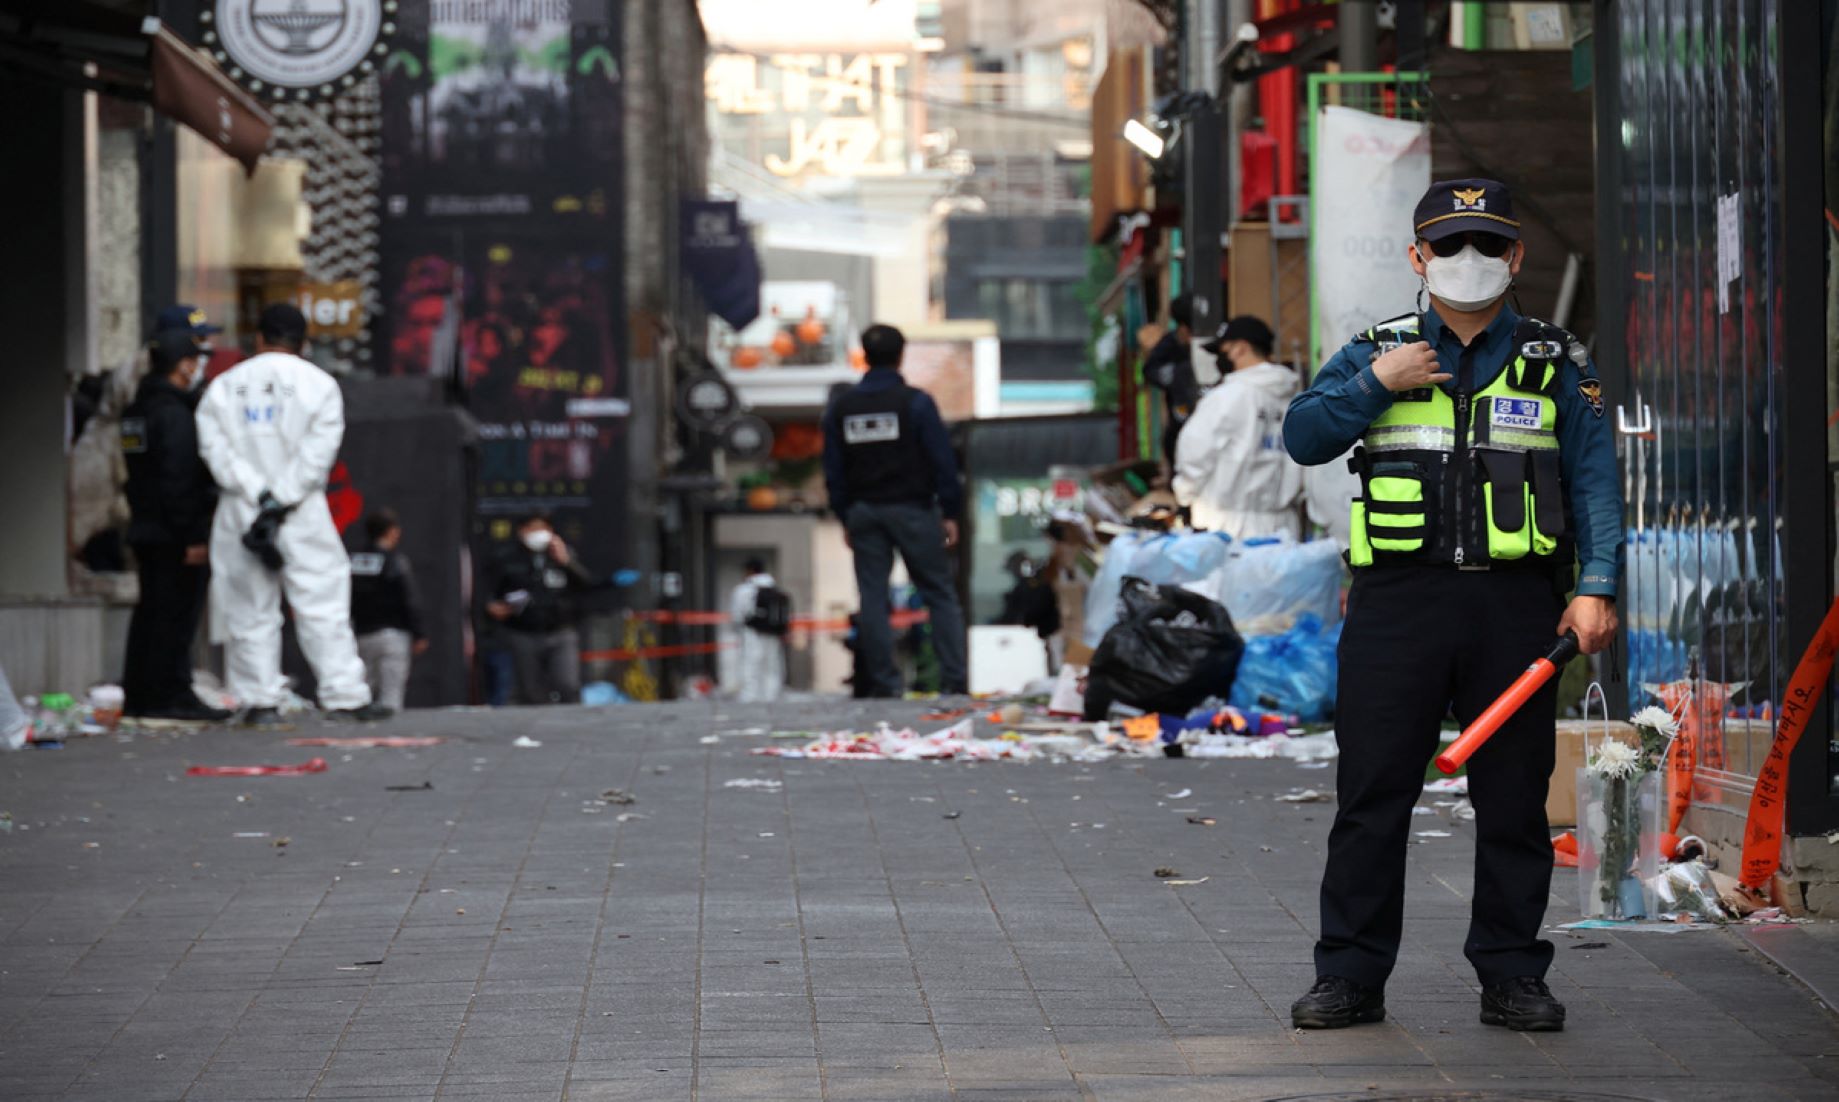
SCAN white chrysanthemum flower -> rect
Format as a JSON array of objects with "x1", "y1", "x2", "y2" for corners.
[
  {"x1": 1587, "y1": 739, "x2": 1642, "y2": 780},
  {"x1": 1630, "y1": 705, "x2": 1679, "y2": 737}
]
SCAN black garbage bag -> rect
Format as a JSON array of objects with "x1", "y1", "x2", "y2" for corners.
[{"x1": 1083, "y1": 576, "x2": 1244, "y2": 721}]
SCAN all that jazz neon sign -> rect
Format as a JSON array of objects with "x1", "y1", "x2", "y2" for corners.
[{"x1": 705, "y1": 52, "x2": 910, "y2": 178}]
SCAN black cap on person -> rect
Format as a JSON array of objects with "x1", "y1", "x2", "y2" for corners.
[{"x1": 1412, "y1": 178, "x2": 1520, "y2": 242}]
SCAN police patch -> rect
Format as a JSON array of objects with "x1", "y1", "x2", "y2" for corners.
[
  {"x1": 1490, "y1": 397, "x2": 1543, "y2": 431},
  {"x1": 1577, "y1": 378, "x2": 1604, "y2": 418}
]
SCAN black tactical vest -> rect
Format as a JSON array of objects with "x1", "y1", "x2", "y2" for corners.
[{"x1": 834, "y1": 381, "x2": 935, "y2": 506}]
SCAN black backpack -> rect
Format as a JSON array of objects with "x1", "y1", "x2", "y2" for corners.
[{"x1": 746, "y1": 586, "x2": 793, "y2": 636}]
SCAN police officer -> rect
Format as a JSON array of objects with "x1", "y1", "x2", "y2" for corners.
[
  {"x1": 821, "y1": 323, "x2": 968, "y2": 697},
  {"x1": 120, "y1": 328, "x2": 231, "y2": 722},
  {"x1": 1283, "y1": 179, "x2": 1622, "y2": 1032}
]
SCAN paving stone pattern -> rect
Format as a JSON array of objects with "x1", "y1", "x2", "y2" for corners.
[{"x1": 2, "y1": 699, "x2": 1837, "y2": 1101}]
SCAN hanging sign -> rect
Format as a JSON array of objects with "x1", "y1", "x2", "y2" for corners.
[
  {"x1": 202, "y1": 0, "x2": 396, "y2": 102},
  {"x1": 677, "y1": 370, "x2": 739, "y2": 430}
]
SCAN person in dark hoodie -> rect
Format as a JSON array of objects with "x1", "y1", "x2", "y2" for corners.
[
  {"x1": 486, "y1": 514, "x2": 595, "y2": 704},
  {"x1": 351, "y1": 508, "x2": 427, "y2": 714},
  {"x1": 120, "y1": 328, "x2": 230, "y2": 721}
]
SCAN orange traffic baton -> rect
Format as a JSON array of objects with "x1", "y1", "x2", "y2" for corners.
[{"x1": 1435, "y1": 630, "x2": 1581, "y2": 775}]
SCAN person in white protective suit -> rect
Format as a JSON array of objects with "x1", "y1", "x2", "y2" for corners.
[
  {"x1": 1173, "y1": 315, "x2": 1305, "y2": 540},
  {"x1": 195, "y1": 303, "x2": 388, "y2": 726},
  {"x1": 729, "y1": 558, "x2": 786, "y2": 703}
]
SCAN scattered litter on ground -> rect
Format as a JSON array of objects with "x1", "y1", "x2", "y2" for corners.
[
  {"x1": 289, "y1": 737, "x2": 444, "y2": 748},
  {"x1": 699, "y1": 735, "x2": 722, "y2": 744},
  {"x1": 614, "y1": 812, "x2": 646, "y2": 823},
  {"x1": 1412, "y1": 806, "x2": 1437, "y2": 816},
  {"x1": 1186, "y1": 816, "x2": 1216, "y2": 826},
  {"x1": 1415, "y1": 830, "x2": 1452, "y2": 838},
  {"x1": 1153, "y1": 867, "x2": 1181, "y2": 878},
  {"x1": 385, "y1": 781, "x2": 433, "y2": 792},
  {"x1": 752, "y1": 719, "x2": 1080, "y2": 762},
  {"x1": 1557, "y1": 918, "x2": 1713, "y2": 933},
  {"x1": 601, "y1": 788, "x2": 636, "y2": 805},
  {"x1": 271, "y1": 837, "x2": 289, "y2": 848},
  {"x1": 1423, "y1": 776, "x2": 1469, "y2": 794},
  {"x1": 511, "y1": 736, "x2": 542, "y2": 749},
  {"x1": 943, "y1": 811, "x2": 961, "y2": 820},
  {"x1": 0, "y1": 812, "x2": 13, "y2": 833},
  {"x1": 1451, "y1": 799, "x2": 1476, "y2": 821},
  {"x1": 187, "y1": 758, "x2": 328, "y2": 778},
  {"x1": 1276, "y1": 789, "x2": 1329, "y2": 803},
  {"x1": 1570, "y1": 942, "x2": 1611, "y2": 950},
  {"x1": 723, "y1": 778, "x2": 782, "y2": 790},
  {"x1": 1188, "y1": 732, "x2": 1338, "y2": 761},
  {"x1": 232, "y1": 832, "x2": 271, "y2": 838},
  {"x1": 1163, "y1": 787, "x2": 1193, "y2": 800},
  {"x1": 1164, "y1": 877, "x2": 1210, "y2": 886}
]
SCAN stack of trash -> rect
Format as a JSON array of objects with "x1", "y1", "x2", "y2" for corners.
[{"x1": 1078, "y1": 532, "x2": 1346, "y2": 722}]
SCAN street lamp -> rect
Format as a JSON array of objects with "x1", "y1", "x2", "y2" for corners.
[{"x1": 1122, "y1": 118, "x2": 1165, "y2": 159}]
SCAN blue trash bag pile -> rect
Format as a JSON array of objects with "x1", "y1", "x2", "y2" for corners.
[{"x1": 1227, "y1": 613, "x2": 1342, "y2": 724}]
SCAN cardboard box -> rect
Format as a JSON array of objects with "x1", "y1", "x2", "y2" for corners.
[{"x1": 1548, "y1": 719, "x2": 1639, "y2": 828}]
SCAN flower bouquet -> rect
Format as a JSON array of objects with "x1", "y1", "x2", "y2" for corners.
[{"x1": 1575, "y1": 702, "x2": 1675, "y2": 919}]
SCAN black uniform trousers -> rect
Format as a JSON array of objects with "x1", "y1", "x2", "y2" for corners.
[
  {"x1": 1315, "y1": 565, "x2": 1563, "y2": 989},
  {"x1": 122, "y1": 542, "x2": 208, "y2": 714}
]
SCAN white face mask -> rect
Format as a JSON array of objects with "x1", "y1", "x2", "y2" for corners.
[
  {"x1": 1422, "y1": 245, "x2": 1513, "y2": 312},
  {"x1": 183, "y1": 359, "x2": 205, "y2": 391},
  {"x1": 522, "y1": 529, "x2": 553, "y2": 553}
]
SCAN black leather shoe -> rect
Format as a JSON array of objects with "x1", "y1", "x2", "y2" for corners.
[
  {"x1": 1480, "y1": 976, "x2": 1566, "y2": 1032},
  {"x1": 145, "y1": 698, "x2": 234, "y2": 724},
  {"x1": 239, "y1": 707, "x2": 289, "y2": 729},
  {"x1": 327, "y1": 703, "x2": 395, "y2": 723},
  {"x1": 1291, "y1": 976, "x2": 1385, "y2": 1029}
]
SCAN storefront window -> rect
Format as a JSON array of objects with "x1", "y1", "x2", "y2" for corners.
[{"x1": 1617, "y1": 0, "x2": 1790, "y2": 779}]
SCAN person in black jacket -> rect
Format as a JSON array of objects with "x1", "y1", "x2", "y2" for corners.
[
  {"x1": 351, "y1": 509, "x2": 426, "y2": 714},
  {"x1": 120, "y1": 329, "x2": 229, "y2": 721},
  {"x1": 486, "y1": 514, "x2": 594, "y2": 704},
  {"x1": 1140, "y1": 296, "x2": 1200, "y2": 468}
]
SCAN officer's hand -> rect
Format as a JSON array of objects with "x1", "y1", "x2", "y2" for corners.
[
  {"x1": 486, "y1": 601, "x2": 512, "y2": 621},
  {"x1": 1371, "y1": 341, "x2": 1452, "y2": 392},
  {"x1": 413, "y1": 638, "x2": 431, "y2": 656},
  {"x1": 942, "y1": 519, "x2": 960, "y2": 549},
  {"x1": 183, "y1": 544, "x2": 208, "y2": 566},
  {"x1": 1559, "y1": 595, "x2": 1618, "y2": 655},
  {"x1": 547, "y1": 538, "x2": 571, "y2": 566}
]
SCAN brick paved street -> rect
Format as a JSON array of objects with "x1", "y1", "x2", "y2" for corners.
[{"x1": 3, "y1": 698, "x2": 1838, "y2": 1101}]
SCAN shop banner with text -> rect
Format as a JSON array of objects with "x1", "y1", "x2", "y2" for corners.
[
  {"x1": 377, "y1": 0, "x2": 627, "y2": 573},
  {"x1": 1310, "y1": 105, "x2": 1431, "y2": 367}
]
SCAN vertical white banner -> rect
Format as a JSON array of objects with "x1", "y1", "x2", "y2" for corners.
[{"x1": 1310, "y1": 105, "x2": 1432, "y2": 368}]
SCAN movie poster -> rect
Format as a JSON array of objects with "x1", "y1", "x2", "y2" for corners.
[{"x1": 378, "y1": 0, "x2": 626, "y2": 568}]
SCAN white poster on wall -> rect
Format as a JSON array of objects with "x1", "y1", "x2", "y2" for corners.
[{"x1": 1310, "y1": 105, "x2": 1433, "y2": 368}]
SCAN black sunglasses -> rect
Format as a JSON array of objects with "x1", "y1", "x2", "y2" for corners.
[{"x1": 1422, "y1": 232, "x2": 1514, "y2": 259}]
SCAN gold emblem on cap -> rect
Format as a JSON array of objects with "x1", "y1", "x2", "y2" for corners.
[{"x1": 1452, "y1": 186, "x2": 1486, "y2": 210}]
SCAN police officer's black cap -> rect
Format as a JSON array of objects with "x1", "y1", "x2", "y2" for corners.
[
  {"x1": 148, "y1": 328, "x2": 204, "y2": 374},
  {"x1": 1201, "y1": 315, "x2": 1276, "y2": 355},
  {"x1": 153, "y1": 303, "x2": 222, "y2": 338},
  {"x1": 1413, "y1": 178, "x2": 1520, "y2": 242},
  {"x1": 259, "y1": 302, "x2": 309, "y2": 346}
]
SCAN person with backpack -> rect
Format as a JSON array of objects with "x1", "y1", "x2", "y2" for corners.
[{"x1": 730, "y1": 558, "x2": 787, "y2": 703}]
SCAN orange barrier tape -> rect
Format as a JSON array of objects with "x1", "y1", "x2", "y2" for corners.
[
  {"x1": 1739, "y1": 598, "x2": 1839, "y2": 890},
  {"x1": 624, "y1": 610, "x2": 932, "y2": 632},
  {"x1": 580, "y1": 641, "x2": 732, "y2": 663}
]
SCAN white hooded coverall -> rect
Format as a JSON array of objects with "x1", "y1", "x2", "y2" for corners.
[
  {"x1": 1172, "y1": 361, "x2": 1306, "y2": 540},
  {"x1": 729, "y1": 572, "x2": 785, "y2": 703},
  {"x1": 195, "y1": 351, "x2": 373, "y2": 711}
]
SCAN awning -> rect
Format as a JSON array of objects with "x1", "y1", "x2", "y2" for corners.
[{"x1": 0, "y1": 0, "x2": 273, "y2": 173}]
